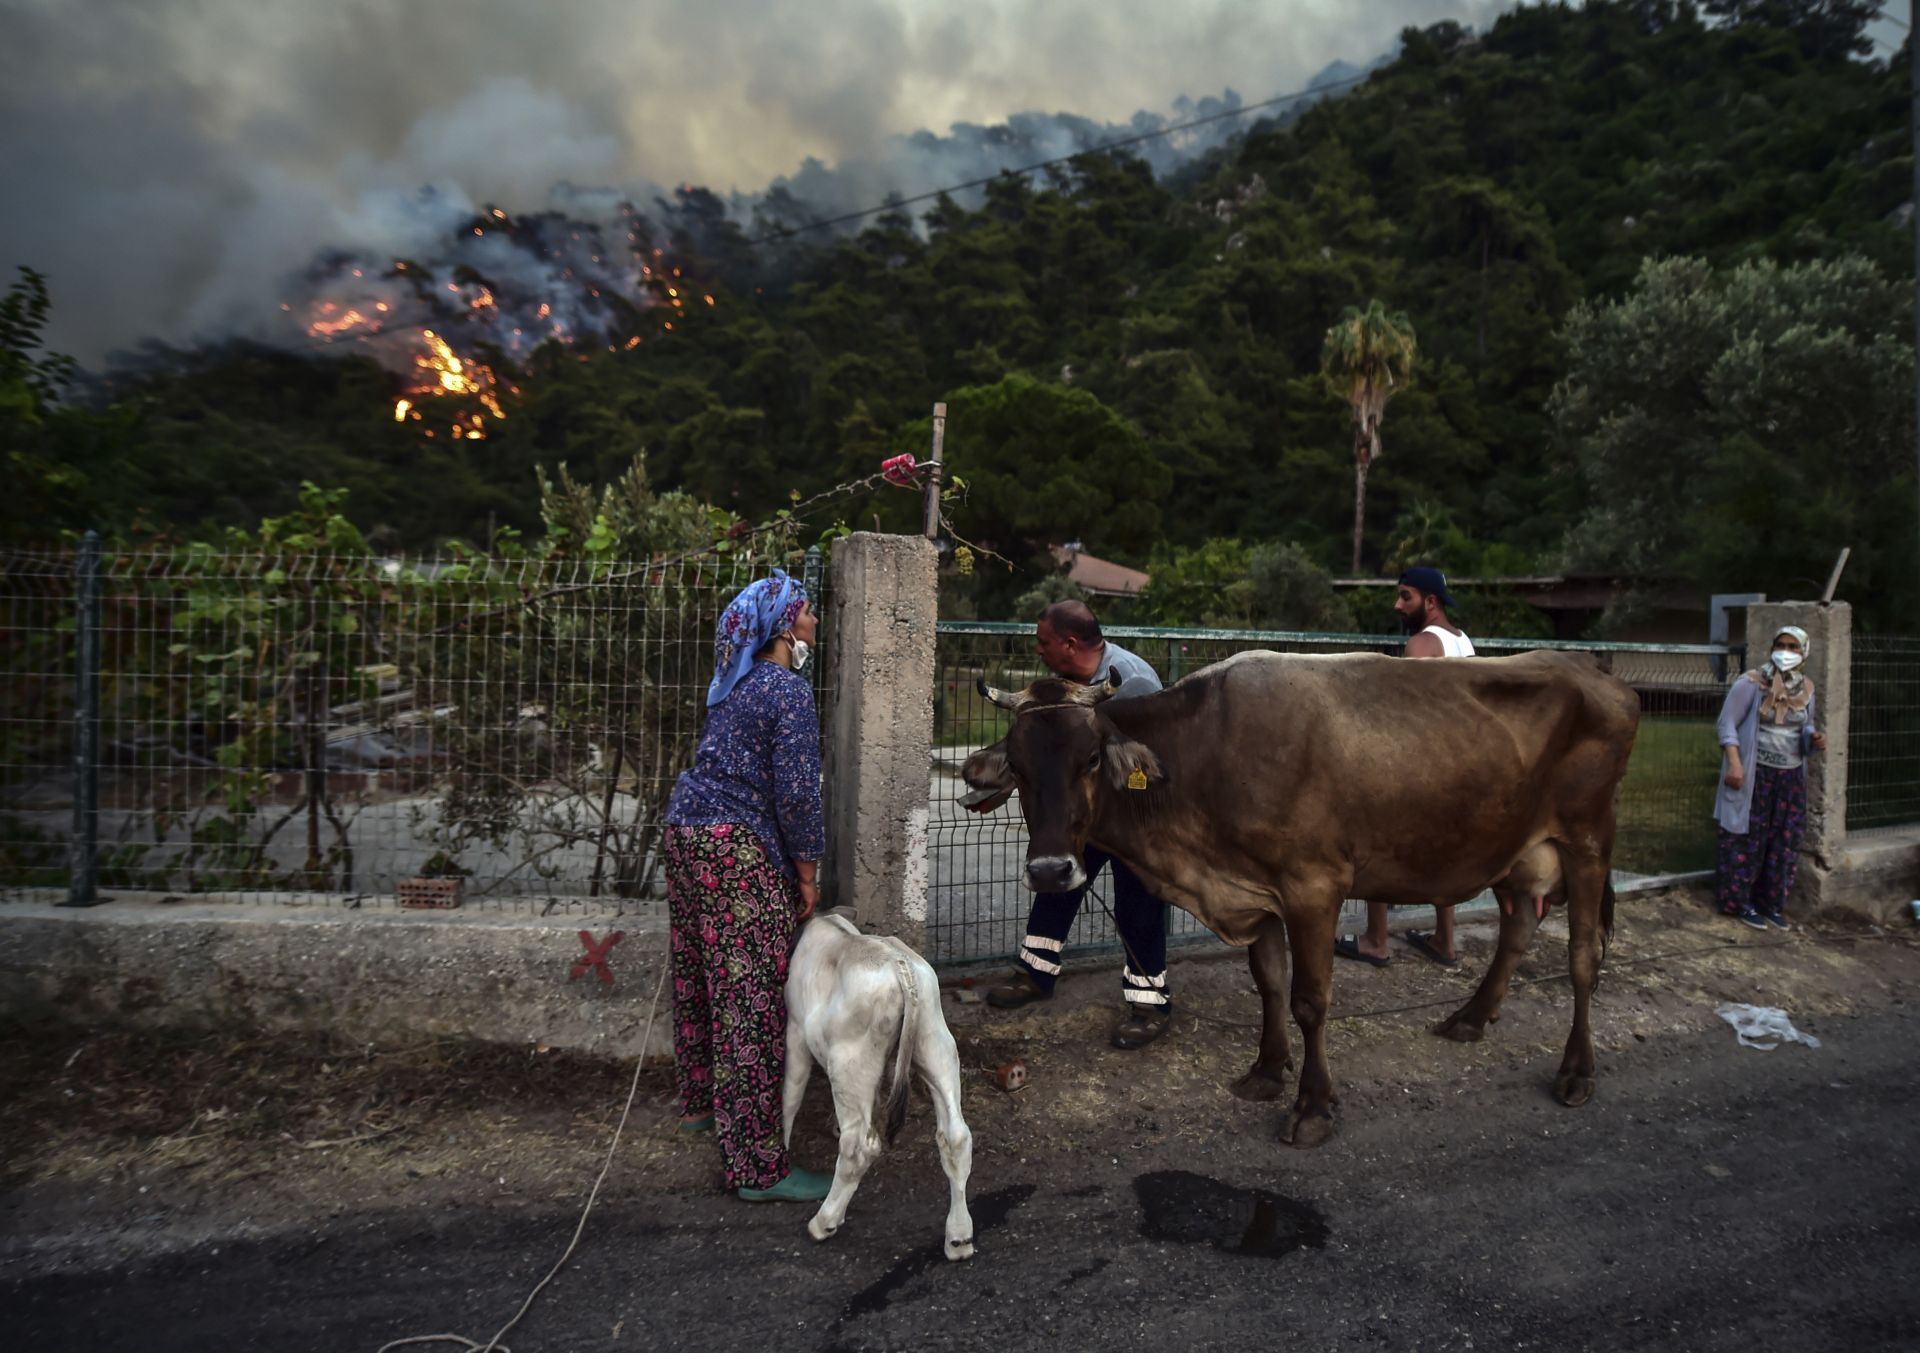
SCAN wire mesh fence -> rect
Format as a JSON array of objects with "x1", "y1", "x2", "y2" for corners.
[
  {"x1": 927, "y1": 622, "x2": 1745, "y2": 965},
  {"x1": 1, "y1": 542, "x2": 828, "y2": 912},
  {"x1": 1847, "y1": 633, "x2": 1920, "y2": 832}
]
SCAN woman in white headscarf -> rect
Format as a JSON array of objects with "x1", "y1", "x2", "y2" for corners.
[{"x1": 1712, "y1": 625, "x2": 1828, "y2": 929}]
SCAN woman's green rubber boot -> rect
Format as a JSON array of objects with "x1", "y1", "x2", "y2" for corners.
[{"x1": 737, "y1": 1166, "x2": 833, "y2": 1203}]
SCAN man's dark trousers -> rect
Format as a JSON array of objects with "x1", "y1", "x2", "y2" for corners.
[{"x1": 1017, "y1": 846, "x2": 1170, "y2": 1008}]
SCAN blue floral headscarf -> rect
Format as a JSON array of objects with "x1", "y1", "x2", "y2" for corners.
[{"x1": 707, "y1": 570, "x2": 808, "y2": 707}]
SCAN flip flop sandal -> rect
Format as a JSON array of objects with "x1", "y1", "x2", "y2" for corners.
[
  {"x1": 1333, "y1": 934, "x2": 1391, "y2": 968},
  {"x1": 1402, "y1": 929, "x2": 1460, "y2": 967}
]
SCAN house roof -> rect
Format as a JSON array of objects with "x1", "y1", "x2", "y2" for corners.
[{"x1": 1050, "y1": 545, "x2": 1150, "y2": 598}]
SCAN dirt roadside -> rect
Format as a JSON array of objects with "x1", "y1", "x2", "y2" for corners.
[{"x1": 2, "y1": 885, "x2": 1914, "y2": 1279}]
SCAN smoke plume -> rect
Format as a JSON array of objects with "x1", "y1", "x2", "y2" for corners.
[{"x1": 0, "y1": 0, "x2": 1505, "y2": 366}]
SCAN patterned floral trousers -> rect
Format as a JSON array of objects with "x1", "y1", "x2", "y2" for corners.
[
  {"x1": 1716, "y1": 764, "x2": 1807, "y2": 918},
  {"x1": 664, "y1": 823, "x2": 798, "y2": 1190}
]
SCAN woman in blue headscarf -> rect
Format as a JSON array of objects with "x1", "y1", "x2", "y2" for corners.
[
  {"x1": 1713, "y1": 625, "x2": 1827, "y2": 930},
  {"x1": 663, "y1": 569, "x2": 830, "y2": 1202}
]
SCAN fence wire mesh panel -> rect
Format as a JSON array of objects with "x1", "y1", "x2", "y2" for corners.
[
  {"x1": 1, "y1": 545, "x2": 827, "y2": 912},
  {"x1": 0, "y1": 550, "x2": 80, "y2": 896},
  {"x1": 927, "y1": 622, "x2": 1743, "y2": 966},
  {"x1": 1847, "y1": 634, "x2": 1920, "y2": 831}
]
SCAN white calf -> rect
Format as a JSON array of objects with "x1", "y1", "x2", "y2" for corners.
[{"x1": 781, "y1": 912, "x2": 975, "y2": 1260}]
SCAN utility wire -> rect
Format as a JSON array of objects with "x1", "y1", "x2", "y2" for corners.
[
  {"x1": 745, "y1": 14, "x2": 1905, "y2": 247},
  {"x1": 746, "y1": 72, "x2": 1372, "y2": 246}
]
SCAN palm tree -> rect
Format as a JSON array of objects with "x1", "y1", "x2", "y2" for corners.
[{"x1": 1321, "y1": 301, "x2": 1417, "y2": 575}]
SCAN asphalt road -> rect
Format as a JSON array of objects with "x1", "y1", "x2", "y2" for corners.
[{"x1": 6, "y1": 1005, "x2": 1916, "y2": 1353}]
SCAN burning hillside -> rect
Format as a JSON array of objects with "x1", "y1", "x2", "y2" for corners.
[{"x1": 280, "y1": 202, "x2": 678, "y2": 439}]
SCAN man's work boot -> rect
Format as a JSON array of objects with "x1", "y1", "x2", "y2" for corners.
[
  {"x1": 1111, "y1": 1004, "x2": 1172, "y2": 1050},
  {"x1": 985, "y1": 968, "x2": 1053, "y2": 1009}
]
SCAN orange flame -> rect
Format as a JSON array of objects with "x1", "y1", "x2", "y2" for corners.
[
  {"x1": 387, "y1": 329, "x2": 510, "y2": 437},
  {"x1": 311, "y1": 308, "x2": 371, "y2": 337}
]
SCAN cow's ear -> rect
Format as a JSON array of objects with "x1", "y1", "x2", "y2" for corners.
[
  {"x1": 959, "y1": 740, "x2": 1016, "y2": 812},
  {"x1": 1103, "y1": 735, "x2": 1163, "y2": 791}
]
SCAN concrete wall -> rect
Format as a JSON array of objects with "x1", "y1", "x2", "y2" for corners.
[
  {"x1": 822, "y1": 533, "x2": 938, "y2": 949},
  {"x1": 1809, "y1": 827, "x2": 1920, "y2": 922},
  {"x1": 0, "y1": 896, "x2": 673, "y2": 1057}
]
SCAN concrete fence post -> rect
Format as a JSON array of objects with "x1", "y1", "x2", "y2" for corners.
[
  {"x1": 1746, "y1": 601, "x2": 1850, "y2": 911},
  {"x1": 63, "y1": 531, "x2": 102, "y2": 908},
  {"x1": 822, "y1": 532, "x2": 938, "y2": 949}
]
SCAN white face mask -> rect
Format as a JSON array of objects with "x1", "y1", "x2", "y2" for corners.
[
  {"x1": 789, "y1": 637, "x2": 811, "y2": 672},
  {"x1": 1771, "y1": 649, "x2": 1804, "y2": 673}
]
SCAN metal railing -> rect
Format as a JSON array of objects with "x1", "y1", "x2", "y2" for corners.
[
  {"x1": 927, "y1": 622, "x2": 1745, "y2": 965},
  {"x1": 1847, "y1": 634, "x2": 1920, "y2": 832},
  {"x1": 1, "y1": 542, "x2": 827, "y2": 912}
]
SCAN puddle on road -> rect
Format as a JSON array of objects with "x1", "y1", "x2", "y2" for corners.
[
  {"x1": 836, "y1": 1183, "x2": 1035, "y2": 1325},
  {"x1": 1133, "y1": 1170, "x2": 1330, "y2": 1259}
]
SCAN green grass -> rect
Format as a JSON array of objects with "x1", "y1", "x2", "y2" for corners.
[
  {"x1": 933, "y1": 678, "x2": 1013, "y2": 749},
  {"x1": 1614, "y1": 717, "x2": 1720, "y2": 876}
]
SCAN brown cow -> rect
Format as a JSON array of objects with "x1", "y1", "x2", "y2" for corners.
[{"x1": 960, "y1": 649, "x2": 1640, "y2": 1147}]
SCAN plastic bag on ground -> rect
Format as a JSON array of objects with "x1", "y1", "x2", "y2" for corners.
[{"x1": 1715, "y1": 1003, "x2": 1822, "y2": 1051}]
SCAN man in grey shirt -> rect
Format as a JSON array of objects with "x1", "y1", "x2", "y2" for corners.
[{"x1": 983, "y1": 601, "x2": 1176, "y2": 1049}]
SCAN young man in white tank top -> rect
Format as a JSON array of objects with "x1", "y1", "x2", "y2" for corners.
[{"x1": 1334, "y1": 567, "x2": 1473, "y2": 969}]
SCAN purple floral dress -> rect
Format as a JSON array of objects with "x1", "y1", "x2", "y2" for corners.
[
  {"x1": 664, "y1": 661, "x2": 824, "y2": 1189},
  {"x1": 1716, "y1": 767, "x2": 1807, "y2": 918},
  {"x1": 665, "y1": 823, "x2": 799, "y2": 1189}
]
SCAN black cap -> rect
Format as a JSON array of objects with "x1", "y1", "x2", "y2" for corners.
[{"x1": 1397, "y1": 566, "x2": 1457, "y2": 610}]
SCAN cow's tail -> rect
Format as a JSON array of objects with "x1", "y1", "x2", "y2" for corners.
[
  {"x1": 880, "y1": 946, "x2": 919, "y2": 1146},
  {"x1": 1596, "y1": 877, "x2": 1617, "y2": 990}
]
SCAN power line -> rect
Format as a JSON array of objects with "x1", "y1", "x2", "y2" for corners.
[
  {"x1": 745, "y1": 72, "x2": 1371, "y2": 246},
  {"x1": 741, "y1": 17, "x2": 1911, "y2": 248}
]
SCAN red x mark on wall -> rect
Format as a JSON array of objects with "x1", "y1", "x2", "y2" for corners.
[{"x1": 570, "y1": 929, "x2": 625, "y2": 986}]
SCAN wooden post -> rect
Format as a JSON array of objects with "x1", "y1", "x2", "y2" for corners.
[
  {"x1": 923, "y1": 402, "x2": 946, "y2": 541},
  {"x1": 1821, "y1": 547, "x2": 1851, "y2": 604}
]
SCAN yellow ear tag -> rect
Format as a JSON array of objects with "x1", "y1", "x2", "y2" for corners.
[{"x1": 1126, "y1": 767, "x2": 1148, "y2": 791}]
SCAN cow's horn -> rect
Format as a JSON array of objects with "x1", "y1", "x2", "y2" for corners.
[
  {"x1": 978, "y1": 677, "x2": 1024, "y2": 711},
  {"x1": 1088, "y1": 669, "x2": 1124, "y2": 703}
]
